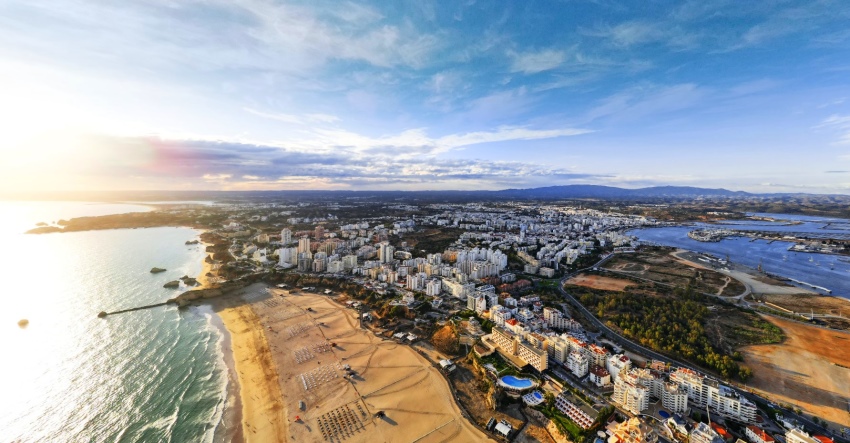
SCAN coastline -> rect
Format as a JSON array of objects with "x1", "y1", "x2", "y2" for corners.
[
  {"x1": 212, "y1": 299, "x2": 287, "y2": 442},
  {"x1": 196, "y1": 235, "x2": 287, "y2": 442}
]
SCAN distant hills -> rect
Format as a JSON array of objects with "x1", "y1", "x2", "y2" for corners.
[
  {"x1": 3, "y1": 184, "x2": 771, "y2": 202},
  {"x1": 490, "y1": 185, "x2": 752, "y2": 199}
]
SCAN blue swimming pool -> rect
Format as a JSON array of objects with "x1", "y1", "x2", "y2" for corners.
[
  {"x1": 498, "y1": 375, "x2": 536, "y2": 390},
  {"x1": 658, "y1": 410, "x2": 671, "y2": 419},
  {"x1": 532, "y1": 391, "x2": 543, "y2": 400}
]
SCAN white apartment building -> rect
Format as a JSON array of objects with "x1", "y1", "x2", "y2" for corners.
[
  {"x1": 746, "y1": 426, "x2": 775, "y2": 443},
  {"x1": 587, "y1": 344, "x2": 610, "y2": 368},
  {"x1": 491, "y1": 327, "x2": 517, "y2": 355},
  {"x1": 490, "y1": 326, "x2": 548, "y2": 372},
  {"x1": 491, "y1": 306, "x2": 512, "y2": 327},
  {"x1": 297, "y1": 236, "x2": 312, "y2": 257},
  {"x1": 517, "y1": 339, "x2": 548, "y2": 371},
  {"x1": 342, "y1": 254, "x2": 358, "y2": 270},
  {"x1": 568, "y1": 351, "x2": 590, "y2": 378},
  {"x1": 441, "y1": 278, "x2": 474, "y2": 300},
  {"x1": 589, "y1": 365, "x2": 611, "y2": 387},
  {"x1": 278, "y1": 246, "x2": 297, "y2": 266},
  {"x1": 662, "y1": 382, "x2": 688, "y2": 413},
  {"x1": 327, "y1": 260, "x2": 344, "y2": 273},
  {"x1": 612, "y1": 376, "x2": 649, "y2": 414},
  {"x1": 425, "y1": 279, "x2": 441, "y2": 296},
  {"x1": 281, "y1": 228, "x2": 292, "y2": 244},
  {"x1": 378, "y1": 242, "x2": 394, "y2": 263},
  {"x1": 785, "y1": 429, "x2": 819, "y2": 443},
  {"x1": 547, "y1": 335, "x2": 570, "y2": 364},
  {"x1": 670, "y1": 368, "x2": 757, "y2": 424},
  {"x1": 690, "y1": 422, "x2": 724, "y2": 443}
]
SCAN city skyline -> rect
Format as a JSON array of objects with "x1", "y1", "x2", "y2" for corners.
[{"x1": 2, "y1": 1, "x2": 850, "y2": 193}]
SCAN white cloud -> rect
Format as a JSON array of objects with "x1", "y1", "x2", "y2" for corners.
[
  {"x1": 508, "y1": 49, "x2": 567, "y2": 74},
  {"x1": 819, "y1": 114, "x2": 850, "y2": 145},
  {"x1": 586, "y1": 83, "x2": 707, "y2": 122},
  {"x1": 244, "y1": 108, "x2": 340, "y2": 125}
]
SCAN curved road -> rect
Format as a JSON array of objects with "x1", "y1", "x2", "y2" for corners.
[{"x1": 559, "y1": 254, "x2": 847, "y2": 442}]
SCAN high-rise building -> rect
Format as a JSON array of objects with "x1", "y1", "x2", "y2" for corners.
[
  {"x1": 378, "y1": 242, "x2": 394, "y2": 263},
  {"x1": 612, "y1": 375, "x2": 649, "y2": 414},
  {"x1": 568, "y1": 351, "x2": 589, "y2": 378},
  {"x1": 298, "y1": 236, "x2": 312, "y2": 257},
  {"x1": 281, "y1": 228, "x2": 292, "y2": 245}
]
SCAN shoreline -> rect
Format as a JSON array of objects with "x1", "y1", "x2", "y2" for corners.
[
  {"x1": 196, "y1": 235, "x2": 287, "y2": 442},
  {"x1": 195, "y1": 239, "x2": 245, "y2": 443},
  {"x1": 213, "y1": 300, "x2": 287, "y2": 442}
]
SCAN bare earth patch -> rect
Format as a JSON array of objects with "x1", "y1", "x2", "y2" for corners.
[
  {"x1": 566, "y1": 273, "x2": 635, "y2": 291},
  {"x1": 741, "y1": 315, "x2": 850, "y2": 429}
]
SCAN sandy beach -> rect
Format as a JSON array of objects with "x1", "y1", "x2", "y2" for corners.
[{"x1": 206, "y1": 282, "x2": 492, "y2": 443}]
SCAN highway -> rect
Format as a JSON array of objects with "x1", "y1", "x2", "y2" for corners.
[{"x1": 557, "y1": 254, "x2": 848, "y2": 443}]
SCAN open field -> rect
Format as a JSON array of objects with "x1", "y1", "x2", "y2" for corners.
[
  {"x1": 603, "y1": 248, "x2": 746, "y2": 296},
  {"x1": 565, "y1": 274, "x2": 635, "y2": 291},
  {"x1": 742, "y1": 315, "x2": 850, "y2": 429},
  {"x1": 216, "y1": 283, "x2": 491, "y2": 443}
]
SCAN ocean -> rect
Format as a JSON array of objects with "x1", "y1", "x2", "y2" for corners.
[{"x1": 0, "y1": 201, "x2": 234, "y2": 442}]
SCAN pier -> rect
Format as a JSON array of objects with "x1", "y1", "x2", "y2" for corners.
[
  {"x1": 785, "y1": 278, "x2": 832, "y2": 294},
  {"x1": 97, "y1": 300, "x2": 176, "y2": 318}
]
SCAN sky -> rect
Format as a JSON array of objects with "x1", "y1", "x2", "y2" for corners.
[{"x1": 1, "y1": 0, "x2": 850, "y2": 193}]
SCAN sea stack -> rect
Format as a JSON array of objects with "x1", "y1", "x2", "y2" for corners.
[
  {"x1": 150, "y1": 267, "x2": 167, "y2": 273},
  {"x1": 163, "y1": 280, "x2": 180, "y2": 289}
]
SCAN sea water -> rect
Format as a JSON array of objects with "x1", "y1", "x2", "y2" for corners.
[
  {"x1": 629, "y1": 212, "x2": 850, "y2": 299},
  {"x1": 0, "y1": 201, "x2": 233, "y2": 442}
]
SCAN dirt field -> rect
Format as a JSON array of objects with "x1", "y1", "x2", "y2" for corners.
[
  {"x1": 565, "y1": 273, "x2": 635, "y2": 291},
  {"x1": 603, "y1": 249, "x2": 747, "y2": 296},
  {"x1": 757, "y1": 293, "x2": 850, "y2": 315},
  {"x1": 219, "y1": 284, "x2": 492, "y2": 443},
  {"x1": 741, "y1": 315, "x2": 850, "y2": 429}
]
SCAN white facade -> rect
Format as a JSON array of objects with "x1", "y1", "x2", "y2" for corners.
[
  {"x1": 662, "y1": 382, "x2": 688, "y2": 413},
  {"x1": 607, "y1": 354, "x2": 631, "y2": 382},
  {"x1": 568, "y1": 351, "x2": 590, "y2": 378},
  {"x1": 612, "y1": 376, "x2": 648, "y2": 414}
]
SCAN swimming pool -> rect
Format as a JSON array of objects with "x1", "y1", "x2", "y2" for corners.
[
  {"x1": 498, "y1": 375, "x2": 537, "y2": 390},
  {"x1": 522, "y1": 390, "x2": 545, "y2": 406}
]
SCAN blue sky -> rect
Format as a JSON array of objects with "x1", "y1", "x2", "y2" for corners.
[{"x1": 1, "y1": 0, "x2": 850, "y2": 193}]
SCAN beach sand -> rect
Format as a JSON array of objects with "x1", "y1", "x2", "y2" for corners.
[
  {"x1": 215, "y1": 300, "x2": 288, "y2": 442},
  {"x1": 211, "y1": 283, "x2": 492, "y2": 443}
]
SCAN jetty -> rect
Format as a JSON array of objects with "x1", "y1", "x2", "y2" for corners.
[
  {"x1": 97, "y1": 301, "x2": 176, "y2": 318},
  {"x1": 786, "y1": 277, "x2": 832, "y2": 294}
]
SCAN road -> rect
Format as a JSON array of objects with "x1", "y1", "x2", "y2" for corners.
[{"x1": 558, "y1": 253, "x2": 848, "y2": 443}]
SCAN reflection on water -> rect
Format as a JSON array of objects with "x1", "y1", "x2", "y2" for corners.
[{"x1": 630, "y1": 213, "x2": 850, "y2": 299}]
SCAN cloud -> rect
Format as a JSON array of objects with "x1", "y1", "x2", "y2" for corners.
[
  {"x1": 508, "y1": 49, "x2": 567, "y2": 74},
  {"x1": 59, "y1": 132, "x2": 601, "y2": 190},
  {"x1": 294, "y1": 124, "x2": 591, "y2": 157},
  {"x1": 244, "y1": 108, "x2": 340, "y2": 125},
  {"x1": 582, "y1": 22, "x2": 665, "y2": 47},
  {"x1": 817, "y1": 114, "x2": 850, "y2": 145},
  {"x1": 586, "y1": 83, "x2": 708, "y2": 122}
]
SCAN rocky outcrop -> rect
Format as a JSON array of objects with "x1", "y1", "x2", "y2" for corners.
[
  {"x1": 150, "y1": 267, "x2": 167, "y2": 273},
  {"x1": 164, "y1": 280, "x2": 180, "y2": 289},
  {"x1": 180, "y1": 275, "x2": 198, "y2": 286}
]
